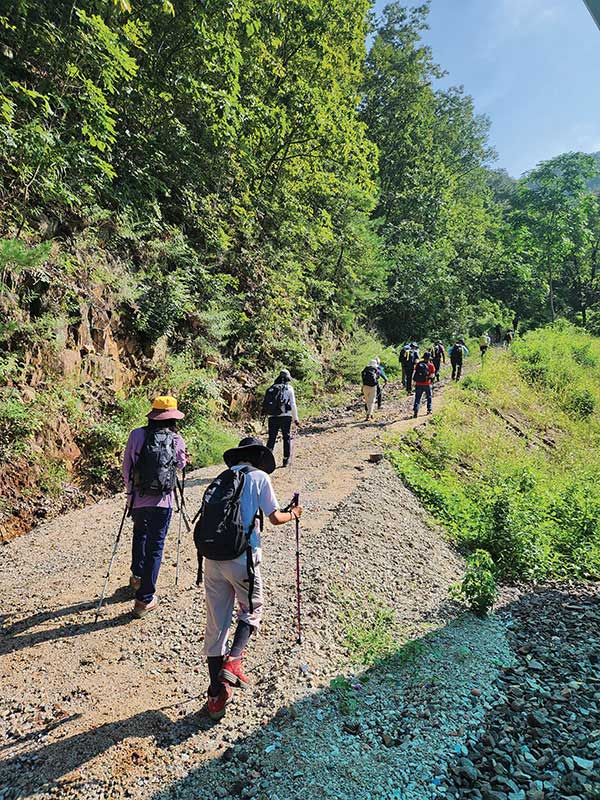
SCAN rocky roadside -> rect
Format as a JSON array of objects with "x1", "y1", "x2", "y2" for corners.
[{"x1": 440, "y1": 584, "x2": 600, "y2": 800}]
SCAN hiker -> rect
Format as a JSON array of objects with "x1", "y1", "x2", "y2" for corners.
[
  {"x1": 263, "y1": 369, "x2": 300, "y2": 468},
  {"x1": 195, "y1": 437, "x2": 303, "y2": 720},
  {"x1": 448, "y1": 339, "x2": 469, "y2": 381},
  {"x1": 401, "y1": 342, "x2": 419, "y2": 394},
  {"x1": 431, "y1": 340, "x2": 446, "y2": 382},
  {"x1": 375, "y1": 357, "x2": 388, "y2": 409},
  {"x1": 122, "y1": 396, "x2": 187, "y2": 619},
  {"x1": 479, "y1": 332, "x2": 491, "y2": 359},
  {"x1": 361, "y1": 359, "x2": 380, "y2": 421},
  {"x1": 494, "y1": 323, "x2": 502, "y2": 344},
  {"x1": 399, "y1": 344, "x2": 411, "y2": 388},
  {"x1": 503, "y1": 329, "x2": 514, "y2": 348},
  {"x1": 412, "y1": 352, "x2": 435, "y2": 418}
]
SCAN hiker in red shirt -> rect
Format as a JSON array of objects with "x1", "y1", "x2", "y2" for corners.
[{"x1": 412, "y1": 352, "x2": 435, "y2": 418}]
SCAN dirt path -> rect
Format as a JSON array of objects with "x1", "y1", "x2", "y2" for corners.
[{"x1": 0, "y1": 379, "x2": 510, "y2": 800}]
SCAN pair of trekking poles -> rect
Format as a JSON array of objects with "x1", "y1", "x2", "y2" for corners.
[{"x1": 94, "y1": 473, "x2": 304, "y2": 645}]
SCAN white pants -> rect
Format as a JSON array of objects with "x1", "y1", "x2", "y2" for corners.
[
  {"x1": 362, "y1": 384, "x2": 377, "y2": 416},
  {"x1": 202, "y1": 550, "x2": 263, "y2": 656}
]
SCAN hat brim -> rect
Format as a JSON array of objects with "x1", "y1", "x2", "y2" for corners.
[
  {"x1": 147, "y1": 408, "x2": 185, "y2": 421},
  {"x1": 223, "y1": 444, "x2": 276, "y2": 474}
]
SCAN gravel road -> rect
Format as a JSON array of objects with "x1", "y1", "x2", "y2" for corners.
[{"x1": 1, "y1": 381, "x2": 513, "y2": 800}]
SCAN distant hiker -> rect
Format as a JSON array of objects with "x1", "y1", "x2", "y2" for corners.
[
  {"x1": 401, "y1": 342, "x2": 419, "y2": 394},
  {"x1": 122, "y1": 396, "x2": 187, "y2": 619},
  {"x1": 375, "y1": 357, "x2": 388, "y2": 409},
  {"x1": 431, "y1": 340, "x2": 446, "y2": 382},
  {"x1": 479, "y1": 332, "x2": 491, "y2": 359},
  {"x1": 399, "y1": 344, "x2": 411, "y2": 388},
  {"x1": 361, "y1": 359, "x2": 380, "y2": 421},
  {"x1": 494, "y1": 323, "x2": 502, "y2": 344},
  {"x1": 449, "y1": 339, "x2": 469, "y2": 381},
  {"x1": 412, "y1": 352, "x2": 435, "y2": 418},
  {"x1": 194, "y1": 437, "x2": 303, "y2": 720},
  {"x1": 263, "y1": 369, "x2": 300, "y2": 468},
  {"x1": 503, "y1": 329, "x2": 514, "y2": 347}
]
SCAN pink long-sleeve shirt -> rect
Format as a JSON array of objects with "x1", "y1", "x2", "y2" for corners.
[{"x1": 122, "y1": 426, "x2": 187, "y2": 509}]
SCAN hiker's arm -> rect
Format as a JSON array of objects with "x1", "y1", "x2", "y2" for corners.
[
  {"x1": 122, "y1": 431, "x2": 136, "y2": 499},
  {"x1": 258, "y1": 478, "x2": 303, "y2": 525},
  {"x1": 269, "y1": 506, "x2": 303, "y2": 525},
  {"x1": 175, "y1": 434, "x2": 187, "y2": 469},
  {"x1": 289, "y1": 386, "x2": 300, "y2": 425}
]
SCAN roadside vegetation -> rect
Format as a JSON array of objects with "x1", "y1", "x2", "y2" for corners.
[
  {"x1": 389, "y1": 325, "x2": 600, "y2": 585},
  {"x1": 1, "y1": 1, "x2": 599, "y2": 537}
]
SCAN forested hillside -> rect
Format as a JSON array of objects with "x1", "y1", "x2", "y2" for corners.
[{"x1": 1, "y1": 0, "x2": 600, "y2": 538}]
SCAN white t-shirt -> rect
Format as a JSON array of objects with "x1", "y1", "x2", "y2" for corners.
[{"x1": 230, "y1": 464, "x2": 279, "y2": 549}]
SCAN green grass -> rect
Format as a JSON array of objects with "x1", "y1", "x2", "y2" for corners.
[
  {"x1": 387, "y1": 323, "x2": 600, "y2": 581},
  {"x1": 339, "y1": 593, "x2": 397, "y2": 666}
]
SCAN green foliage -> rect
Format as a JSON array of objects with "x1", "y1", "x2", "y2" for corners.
[
  {"x1": 389, "y1": 327, "x2": 600, "y2": 581},
  {"x1": 451, "y1": 550, "x2": 498, "y2": 617},
  {"x1": 342, "y1": 596, "x2": 396, "y2": 666},
  {"x1": 0, "y1": 389, "x2": 44, "y2": 459}
]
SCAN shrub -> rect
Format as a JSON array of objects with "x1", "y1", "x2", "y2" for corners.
[
  {"x1": 0, "y1": 389, "x2": 43, "y2": 459},
  {"x1": 562, "y1": 387, "x2": 595, "y2": 419},
  {"x1": 451, "y1": 550, "x2": 498, "y2": 617}
]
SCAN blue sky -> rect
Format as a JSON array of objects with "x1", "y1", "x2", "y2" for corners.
[{"x1": 372, "y1": 0, "x2": 600, "y2": 177}]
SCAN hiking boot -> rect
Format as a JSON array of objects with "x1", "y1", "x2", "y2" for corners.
[
  {"x1": 129, "y1": 573, "x2": 141, "y2": 594},
  {"x1": 220, "y1": 655, "x2": 250, "y2": 689},
  {"x1": 282, "y1": 458, "x2": 289, "y2": 467},
  {"x1": 207, "y1": 684, "x2": 233, "y2": 721},
  {"x1": 132, "y1": 597, "x2": 158, "y2": 619},
  {"x1": 413, "y1": 410, "x2": 418, "y2": 418}
]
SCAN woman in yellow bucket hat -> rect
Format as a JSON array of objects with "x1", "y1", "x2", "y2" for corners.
[{"x1": 122, "y1": 396, "x2": 187, "y2": 618}]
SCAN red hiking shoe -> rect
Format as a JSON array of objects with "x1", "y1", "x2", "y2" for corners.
[
  {"x1": 207, "y1": 684, "x2": 233, "y2": 721},
  {"x1": 220, "y1": 655, "x2": 250, "y2": 689}
]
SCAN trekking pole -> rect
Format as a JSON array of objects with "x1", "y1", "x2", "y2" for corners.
[
  {"x1": 293, "y1": 491, "x2": 302, "y2": 645},
  {"x1": 175, "y1": 468, "x2": 185, "y2": 587},
  {"x1": 95, "y1": 500, "x2": 129, "y2": 623},
  {"x1": 175, "y1": 478, "x2": 192, "y2": 532}
]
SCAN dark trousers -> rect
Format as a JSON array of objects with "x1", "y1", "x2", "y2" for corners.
[
  {"x1": 413, "y1": 384, "x2": 432, "y2": 414},
  {"x1": 403, "y1": 364, "x2": 413, "y2": 392},
  {"x1": 432, "y1": 357, "x2": 442, "y2": 381},
  {"x1": 267, "y1": 415, "x2": 292, "y2": 461},
  {"x1": 451, "y1": 360, "x2": 462, "y2": 381},
  {"x1": 131, "y1": 507, "x2": 173, "y2": 604},
  {"x1": 376, "y1": 383, "x2": 383, "y2": 408}
]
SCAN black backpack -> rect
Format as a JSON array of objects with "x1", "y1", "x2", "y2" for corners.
[
  {"x1": 193, "y1": 466, "x2": 263, "y2": 611},
  {"x1": 262, "y1": 383, "x2": 291, "y2": 416},
  {"x1": 133, "y1": 427, "x2": 177, "y2": 497},
  {"x1": 450, "y1": 345, "x2": 464, "y2": 364},
  {"x1": 414, "y1": 361, "x2": 430, "y2": 383},
  {"x1": 361, "y1": 366, "x2": 379, "y2": 387}
]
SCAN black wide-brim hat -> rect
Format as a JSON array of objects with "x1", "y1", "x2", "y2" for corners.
[{"x1": 223, "y1": 437, "x2": 276, "y2": 474}]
